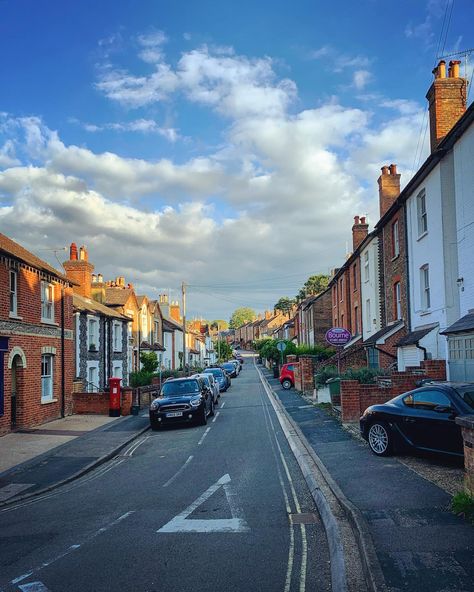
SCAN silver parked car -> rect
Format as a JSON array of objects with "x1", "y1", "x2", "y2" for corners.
[{"x1": 193, "y1": 373, "x2": 219, "y2": 405}]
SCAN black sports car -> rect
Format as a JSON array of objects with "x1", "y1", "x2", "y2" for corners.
[
  {"x1": 360, "y1": 382, "x2": 474, "y2": 457},
  {"x1": 149, "y1": 377, "x2": 214, "y2": 429}
]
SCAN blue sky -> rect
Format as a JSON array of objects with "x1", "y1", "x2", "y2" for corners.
[{"x1": 0, "y1": 0, "x2": 473, "y2": 320}]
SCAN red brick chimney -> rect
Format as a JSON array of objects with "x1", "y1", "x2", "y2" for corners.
[
  {"x1": 170, "y1": 301, "x2": 181, "y2": 323},
  {"x1": 426, "y1": 60, "x2": 468, "y2": 153},
  {"x1": 352, "y1": 215, "x2": 369, "y2": 251},
  {"x1": 63, "y1": 243, "x2": 94, "y2": 298},
  {"x1": 265, "y1": 310, "x2": 272, "y2": 320},
  {"x1": 378, "y1": 164, "x2": 401, "y2": 218}
]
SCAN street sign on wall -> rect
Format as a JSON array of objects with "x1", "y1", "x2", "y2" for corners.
[{"x1": 325, "y1": 328, "x2": 352, "y2": 346}]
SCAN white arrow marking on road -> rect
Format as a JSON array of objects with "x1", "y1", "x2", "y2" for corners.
[
  {"x1": 157, "y1": 474, "x2": 250, "y2": 533},
  {"x1": 18, "y1": 582, "x2": 51, "y2": 592}
]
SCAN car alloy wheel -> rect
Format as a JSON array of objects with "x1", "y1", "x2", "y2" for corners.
[
  {"x1": 282, "y1": 379, "x2": 292, "y2": 390},
  {"x1": 209, "y1": 399, "x2": 215, "y2": 417},
  {"x1": 368, "y1": 422, "x2": 392, "y2": 456}
]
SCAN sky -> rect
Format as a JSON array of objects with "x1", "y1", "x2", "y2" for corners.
[{"x1": 1, "y1": 0, "x2": 473, "y2": 321}]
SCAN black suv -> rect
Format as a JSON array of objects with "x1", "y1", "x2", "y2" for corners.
[{"x1": 149, "y1": 377, "x2": 214, "y2": 429}]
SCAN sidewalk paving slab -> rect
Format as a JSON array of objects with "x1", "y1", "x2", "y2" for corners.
[
  {"x1": 0, "y1": 413, "x2": 150, "y2": 505},
  {"x1": 261, "y1": 367, "x2": 474, "y2": 592}
]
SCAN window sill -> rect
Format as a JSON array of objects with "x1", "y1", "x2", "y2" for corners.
[
  {"x1": 41, "y1": 319, "x2": 58, "y2": 326},
  {"x1": 113, "y1": 350, "x2": 123, "y2": 354},
  {"x1": 420, "y1": 310, "x2": 431, "y2": 316},
  {"x1": 417, "y1": 231, "x2": 428, "y2": 242},
  {"x1": 41, "y1": 398, "x2": 58, "y2": 405},
  {"x1": 391, "y1": 254, "x2": 400, "y2": 262},
  {"x1": 9, "y1": 313, "x2": 23, "y2": 320}
]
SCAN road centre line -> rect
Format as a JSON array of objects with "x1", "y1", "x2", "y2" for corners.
[
  {"x1": 258, "y1": 385, "x2": 295, "y2": 592},
  {"x1": 197, "y1": 427, "x2": 211, "y2": 446},
  {"x1": 212, "y1": 411, "x2": 220, "y2": 423},
  {"x1": 10, "y1": 511, "x2": 134, "y2": 586},
  {"x1": 257, "y1": 368, "x2": 308, "y2": 592},
  {"x1": 162, "y1": 456, "x2": 194, "y2": 488},
  {"x1": 19, "y1": 582, "x2": 51, "y2": 592}
]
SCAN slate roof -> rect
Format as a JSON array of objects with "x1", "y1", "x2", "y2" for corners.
[
  {"x1": 105, "y1": 287, "x2": 134, "y2": 306},
  {"x1": 140, "y1": 341, "x2": 166, "y2": 351},
  {"x1": 397, "y1": 324, "x2": 438, "y2": 346},
  {"x1": 441, "y1": 312, "x2": 474, "y2": 335},
  {"x1": 0, "y1": 232, "x2": 73, "y2": 284},
  {"x1": 73, "y1": 294, "x2": 130, "y2": 320},
  {"x1": 363, "y1": 321, "x2": 404, "y2": 345},
  {"x1": 163, "y1": 318, "x2": 183, "y2": 332}
]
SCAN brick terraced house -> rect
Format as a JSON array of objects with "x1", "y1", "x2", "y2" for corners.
[{"x1": 0, "y1": 233, "x2": 75, "y2": 435}]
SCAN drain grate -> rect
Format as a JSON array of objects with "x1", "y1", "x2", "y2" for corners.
[{"x1": 289, "y1": 512, "x2": 319, "y2": 524}]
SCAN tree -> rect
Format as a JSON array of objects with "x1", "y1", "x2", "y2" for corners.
[
  {"x1": 296, "y1": 274, "x2": 330, "y2": 301},
  {"x1": 274, "y1": 297, "x2": 295, "y2": 318},
  {"x1": 140, "y1": 351, "x2": 159, "y2": 373},
  {"x1": 229, "y1": 307, "x2": 256, "y2": 329},
  {"x1": 214, "y1": 339, "x2": 233, "y2": 362},
  {"x1": 210, "y1": 319, "x2": 229, "y2": 330}
]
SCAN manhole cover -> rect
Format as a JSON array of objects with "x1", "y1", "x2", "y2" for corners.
[{"x1": 289, "y1": 512, "x2": 319, "y2": 524}]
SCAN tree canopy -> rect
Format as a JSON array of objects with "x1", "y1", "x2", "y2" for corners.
[
  {"x1": 274, "y1": 296, "x2": 295, "y2": 317},
  {"x1": 229, "y1": 307, "x2": 256, "y2": 329},
  {"x1": 296, "y1": 274, "x2": 330, "y2": 301},
  {"x1": 210, "y1": 319, "x2": 229, "y2": 330}
]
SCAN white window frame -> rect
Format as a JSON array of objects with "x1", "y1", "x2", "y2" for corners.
[
  {"x1": 41, "y1": 281, "x2": 54, "y2": 322},
  {"x1": 363, "y1": 251, "x2": 369, "y2": 282},
  {"x1": 87, "y1": 361, "x2": 99, "y2": 393},
  {"x1": 392, "y1": 220, "x2": 400, "y2": 257},
  {"x1": 366, "y1": 299, "x2": 371, "y2": 333},
  {"x1": 113, "y1": 321, "x2": 122, "y2": 352},
  {"x1": 41, "y1": 354, "x2": 54, "y2": 401},
  {"x1": 394, "y1": 282, "x2": 402, "y2": 320},
  {"x1": 154, "y1": 320, "x2": 160, "y2": 344},
  {"x1": 417, "y1": 189, "x2": 427, "y2": 237},
  {"x1": 88, "y1": 317, "x2": 99, "y2": 351},
  {"x1": 9, "y1": 269, "x2": 18, "y2": 316},
  {"x1": 420, "y1": 265, "x2": 431, "y2": 310},
  {"x1": 112, "y1": 363, "x2": 123, "y2": 379}
]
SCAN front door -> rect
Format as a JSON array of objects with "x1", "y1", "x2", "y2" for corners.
[{"x1": 11, "y1": 356, "x2": 18, "y2": 428}]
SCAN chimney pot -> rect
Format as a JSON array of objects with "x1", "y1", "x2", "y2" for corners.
[
  {"x1": 360, "y1": 216, "x2": 366, "y2": 225},
  {"x1": 79, "y1": 246, "x2": 88, "y2": 261},
  {"x1": 70, "y1": 242, "x2": 78, "y2": 261},
  {"x1": 449, "y1": 60, "x2": 461, "y2": 78},
  {"x1": 354, "y1": 215, "x2": 360, "y2": 225},
  {"x1": 98, "y1": 273, "x2": 103, "y2": 283},
  {"x1": 381, "y1": 165, "x2": 389, "y2": 175},
  {"x1": 389, "y1": 163, "x2": 397, "y2": 175},
  {"x1": 92, "y1": 274, "x2": 97, "y2": 283}
]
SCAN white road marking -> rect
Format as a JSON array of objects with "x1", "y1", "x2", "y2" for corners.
[
  {"x1": 157, "y1": 474, "x2": 250, "y2": 534},
  {"x1": 212, "y1": 411, "x2": 220, "y2": 423},
  {"x1": 197, "y1": 427, "x2": 211, "y2": 445},
  {"x1": 10, "y1": 512, "x2": 134, "y2": 585},
  {"x1": 256, "y1": 360, "x2": 308, "y2": 592},
  {"x1": 18, "y1": 582, "x2": 51, "y2": 592},
  {"x1": 162, "y1": 456, "x2": 194, "y2": 488},
  {"x1": 220, "y1": 401, "x2": 226, "y2": 408},
  {"x1": 0, "y1": 483, "x2": 35, "y2": 502},
  {"x1": 124, "y1": 435, "x2": 149, "y2": 457}
]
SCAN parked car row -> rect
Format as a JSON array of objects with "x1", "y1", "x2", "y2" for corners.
[{"x1": 149, "y1": 358, "x2": 243, "y2": 430}]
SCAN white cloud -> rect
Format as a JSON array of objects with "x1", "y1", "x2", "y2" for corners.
[
  {"x1": 81, "y1": 118, "x2": 180, "y2": 141},
  {"x1": 353, "y1": 70, "x2": 372, "y2": 90},
  {"x1": 0, "y1": 37, "x2": 428, "y2": 317}
]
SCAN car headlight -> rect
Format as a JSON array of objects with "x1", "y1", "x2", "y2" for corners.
[
  {"x1": 190, "y1": 397, "x2": 202, "y2": 407},
  {"x1": 150, "y1": 400, "x2": 161, "y2": 411}
]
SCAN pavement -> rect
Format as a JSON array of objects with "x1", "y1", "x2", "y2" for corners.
[
  {"x1": 0, "y1": 412, "x2": 150, "y2": 504},
  {"x1": 259, "y1": 364, "x2": 474, "y2": 592}
]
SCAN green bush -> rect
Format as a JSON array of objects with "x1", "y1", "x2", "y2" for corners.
[
  {"x1": 294, "y1": 344, "x2": 335, "y2": 360},
  {"x1": 129, "y1": 370, "x2": 154, "y2": 388},
  {"x1": 342, "y1": 367, "x2": 385, "y2": 384},
  {"x1": 140, "y1": 351, "x2": 159, "y2": 373},
  {"x1": 452, "y1": 491, "x2": 474, "y2": 524},
  {"x1": 315, "y1": 365, "x2": 338, "y2": 386},
  {"x1": 160, "y1": 369, "x2": 179, "y2": 380}
]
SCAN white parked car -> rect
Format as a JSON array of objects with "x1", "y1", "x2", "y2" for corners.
[{"x1": 192, "y1": 373, "x2": 219, "y2": 405}]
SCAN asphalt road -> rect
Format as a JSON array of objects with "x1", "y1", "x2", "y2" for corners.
[{"x1": 0, "y1": 357, "x2": 332, "y2": 592}]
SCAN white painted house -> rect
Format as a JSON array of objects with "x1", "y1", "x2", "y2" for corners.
[{"x1": 360, "y1": 233, "x2": 381, "y2": 341}]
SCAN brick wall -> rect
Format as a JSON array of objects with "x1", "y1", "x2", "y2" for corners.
[
  {"x1": 73, "y1": 392, "x2": 110, "y2": 415},
  {"x1": 381, "y1": 209, "x2": 408, "y2": 327},
  {"x1": 313, "y1": 290, "x2": 332, "y2": 345},
  {"x1": 340, "y1": 359, "x2": 447, "y2": 422},
  {"x1": 1, "y1": 262, "x2": 74, "y2": 435},
  {"x1": 456, "y1": 417, "x2": 474, "y2": 496}
]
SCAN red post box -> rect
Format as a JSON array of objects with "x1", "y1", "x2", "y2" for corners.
[{"x1": 109, "y1": 377, "x2": 122, "y2": 417}]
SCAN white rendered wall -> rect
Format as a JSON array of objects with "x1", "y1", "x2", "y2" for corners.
[{"x1": 360, "y1": 236, "x2": 381, "y2": 340}]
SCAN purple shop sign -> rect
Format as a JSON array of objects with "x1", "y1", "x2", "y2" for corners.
[{"x1": 325, "y1": 327, "x2": 352, "y2": 346}]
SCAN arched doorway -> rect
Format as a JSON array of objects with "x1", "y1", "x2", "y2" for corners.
[
  {"x1": 8, "y1": 347, "x2": 27, "y2": 429},
  {"x1": 11, "y1": 355, "x2": 20, "y2": 428}
]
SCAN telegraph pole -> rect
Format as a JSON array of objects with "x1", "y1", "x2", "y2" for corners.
[{"x1": 182, "y1": 282, "x2": 187, "y2": 374}]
